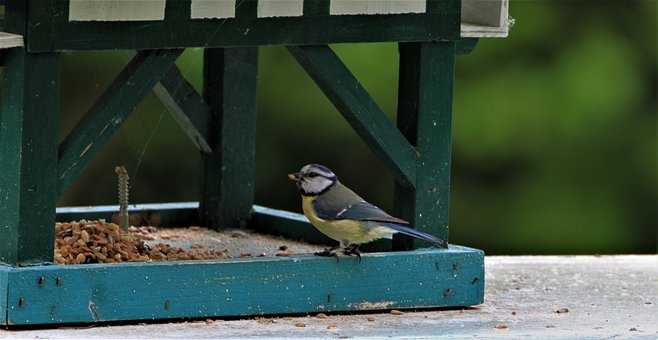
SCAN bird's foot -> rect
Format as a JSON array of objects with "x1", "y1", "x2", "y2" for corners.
[
  {"x1": 342, "y1": 245, "x2": 362, "y2": 263},
  {"x1": 314, "y1": 247, "x2": 340, "y2": 262}
]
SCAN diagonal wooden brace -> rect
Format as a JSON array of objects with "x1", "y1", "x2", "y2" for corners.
[
  {"x1": 153, "y1": 66, "x2": 212, "y2": 153},
  {"x1": 287, "y1": 45, "x2": 417, "y2": 188},
  {"x1": 57, "y1": 49, "x2": 183, "y2": 196}
]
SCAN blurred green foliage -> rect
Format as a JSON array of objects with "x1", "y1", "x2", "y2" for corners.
[{"x1": 51, "y1": 1, "x2": 655, "y2": 254}]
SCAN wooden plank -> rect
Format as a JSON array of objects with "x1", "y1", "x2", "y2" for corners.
[
  {"x1": 330, "y1": 0, "x2": 426, "y2": 15},
  {"x1": 191, "y1": 0, "x2": 236, "y2": 19},
  {"x1": 68, "y1": 0, "x2": 166, "y2": 21},
  {"x1": 0, "y1": 47, "x2": 59, "y2": 266},
  {"x1": 4, "y1": 247, "x2": 484, "y2": 325},
  {"x1": 56, "y1": 202, "x2": 201, "y2": 226},
  {"x1": 0, "y1": 32, "x2": 23, "y2": 49},
  {"x1": 26, "y1": 0, "x2": 461, "y2": 52},
  {"x1": 302, "y1": 0, "x2": 330, "y2": 16},
  {"x1": 153, "y1": 66, "x2": 212, "y2": 153},
  {"x1": 57, "y1": 49, "x2": 183, "y2": 196},
  {"x1": 0, "y1": 266, "x2": 8, "y2": 325},
  {"x1": 394, "y1": 42, "x2": 455, "y2": 250},
  {"x1": 200, "y1": 48, "x2": 258, "y2": 229},
  {"x1": 258, "y1": 0, "x2": 304, "y2": 18},
  {"x1": 288, "y1": 45, "x2": 417, "y2": 188}
]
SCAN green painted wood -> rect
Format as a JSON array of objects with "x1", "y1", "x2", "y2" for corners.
[
  {"x1": 200, "y1": 48, "x2": 258, "y2": 229},
  {"x1": 303, "y1": 0, "x2": 330, "y2": 17},
  {"x1": 288, "y1": 45, "x2": 417, "y2": 188},
  {"x1": 153, "y1": 66, "x2": 212, "y2": 153},
  {"x1": 0, "y1": 266, "x2": 8, "y2": 325},
  {"x1": 55, "y1": 202, "x2": 201, "y2": 227},
  {"x1": 393, "y1": 42, "x2": 456, "y2": 250},
  {"x1": 25, "y1": 0, "x2": 460, "y2": 52},
  {"x1": 0, "y1": 47, "x2": 59, "y2": 266},
  {"x1": 57, "y1": 49, "x2": 183, "y2": 196},
  {"x1": 456, "y1": 38, "x2": 479, "y2": 55},
  {"x1": 3, "y1": 247, "x2": 483, "y2": 325}
]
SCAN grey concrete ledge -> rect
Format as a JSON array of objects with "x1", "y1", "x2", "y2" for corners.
[{"x1": 2, "y1": 255, "x2": 657, "y2": 339}]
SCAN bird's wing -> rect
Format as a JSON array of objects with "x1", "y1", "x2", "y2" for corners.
[{"x1": 315, "y1": 200, "x2": 409, "y2": 225}]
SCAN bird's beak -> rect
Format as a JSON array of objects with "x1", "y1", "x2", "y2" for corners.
[{"x1": 288, "y1": 172, "x2": 301, "y2": 182}]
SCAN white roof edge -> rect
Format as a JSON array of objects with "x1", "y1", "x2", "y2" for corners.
[{"x1": 0, "y1": 32, "x2": 24, "y2": 49}]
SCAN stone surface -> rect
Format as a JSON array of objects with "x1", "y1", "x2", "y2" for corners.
[{"x1": 2, "y1": 255, "x2": 656, "y2": 339}]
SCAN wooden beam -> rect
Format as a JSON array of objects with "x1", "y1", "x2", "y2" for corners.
[
  {"x1": 153, "y1": 66, "x2": 212, "y2": 154},
  {"x1": 25, "y1": 0, "x2": 461, "y2": 52},
  {"x1": 0, "y1": 49, "x2": 59, "y2": 266},
  {"x1": 288, "y1": 45, "x2": 417, "y2": 188},
  {"x1": 200, "y1": 48, "x2": 259, "y2": 229},
  {"x1": 57, "y1": 49, "x2": 183, "y2": 196},
  {"x1": 394, "y1": 42, "x2": 455, "y2": 250},
  {"x1": 1, "y1": 246, "x2": 484, "y2": 325}
]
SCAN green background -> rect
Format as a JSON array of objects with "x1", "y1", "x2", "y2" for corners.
[{"x1": 49, "y1": 1, "x2": 656, "y2": 254}]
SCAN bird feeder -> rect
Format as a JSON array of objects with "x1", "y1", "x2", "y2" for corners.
[{"x1": 0, "y1": 0, "x2": 510, "y2": 326}]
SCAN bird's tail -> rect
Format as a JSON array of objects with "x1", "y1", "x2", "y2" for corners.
[{"x1": 381, "y1": 223, "x2": 448, "y2": 248}]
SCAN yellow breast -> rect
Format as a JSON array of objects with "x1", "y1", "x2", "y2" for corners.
[{"x1": 301, "y1": 196, "x2": 393, "y2": 246}]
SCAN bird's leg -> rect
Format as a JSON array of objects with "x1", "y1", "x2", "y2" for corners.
[{"x1": 342, "y1": 244, "x2": 362, "y2": 263}]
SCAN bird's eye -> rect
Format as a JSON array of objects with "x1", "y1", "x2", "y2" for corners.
[{"x1": 307, "y1": 173, "x2": 319, "y2": 178}]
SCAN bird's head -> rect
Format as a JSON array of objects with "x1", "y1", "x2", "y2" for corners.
[{"x1": 288, "y1": 164, "x2": 338, "y2": 196}]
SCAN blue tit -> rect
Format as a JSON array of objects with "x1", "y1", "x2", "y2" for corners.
[{"x1": 288, "y1": 164, "x2": 447, "y2": 260}]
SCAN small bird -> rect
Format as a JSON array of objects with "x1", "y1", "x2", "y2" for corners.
[{"x1": 288, "y1": 164, "x2": 447, "y2": 260}]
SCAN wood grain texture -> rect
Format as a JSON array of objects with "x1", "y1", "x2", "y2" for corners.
[
  {"x1": 25, "y1": 0, "x2": 461, "y2": 51},
  {"x1": 330, "y1": 0, "x2": 426, "y2": 15},
  {"x1": 57, "y1": 49, "x2": 183, "y2": 196},
  {"x1": 191, "y1": 0, "x2": 236, "y2": 19},
  {"x1": 394, "y1": 42, "x2": 455, "y2": 250},
  {"x1": 0, "y1": 266, "x2": 8, "y2": 325},
  {"x1": 68, "y1": 0, "x2": 166, "y2": 21},
  {"x1": 0, "y1": 32, "x2": 24, "y2": 49},
  {"x1": 200, "y1": 48, "x2": 258, "y2": 229},
  {"x1": 288, "y1": 45, "x2": 417, "y2": 188},
  {"x1": 153, "y1": 66, "x2": 212, "y2": 153},
  {"x1": 0, "y1": 48, "x2": 59, "y2": 266},
  {"x1": 2, "y1": 247, "x2": 484, "y2": 325},
  {"x1": 258, "y1": 0, "x2": 304, "y2": 17}
]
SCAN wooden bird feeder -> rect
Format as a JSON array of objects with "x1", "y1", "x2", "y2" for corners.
[{"x1": 0, "y1": 0, "x2": 510, "y2": 326}]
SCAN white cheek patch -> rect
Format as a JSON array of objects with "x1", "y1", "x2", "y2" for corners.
[{"x1": 301, "y1": 177, "x2": 333, "y2": 194}]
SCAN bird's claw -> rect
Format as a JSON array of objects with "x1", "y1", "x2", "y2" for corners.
[{"x1": 342, "y1": 245, "x2": 362, "y2": 263}]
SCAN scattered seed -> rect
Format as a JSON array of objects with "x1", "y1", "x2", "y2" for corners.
[
  {"x1": 629, "y1": 327, "x2": 638, "y2": 331},
  {"x1": 316, "y1": 313, "x2": 328, "y2": 319},
  {"x1": 279, "y1": 245, "x2": 288, "y2": 251},
  {"x1": 390, "y1": 310, "x2": 404, "y2": 315},
  {"x1": 327, "y1": 325, "x2": 337, "y2": 330},
  {"x1": 495, "y1": 324, "x2": 508, "y2": 329},
  {"x1": 295, "y1": 322, "x2": 306, "y2": 328},
  {"x1": 367, "y1": 316, "x2": 375, "y2": 322},
  {"x1": 556, "y1": 308, "x2": 569, "y2": 314},
  {"x1": 511, "y1": 311, "x2": 516, "y2": 315}
]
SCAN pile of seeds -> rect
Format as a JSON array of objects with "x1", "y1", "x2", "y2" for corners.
[{"x1": 54, "y1": 220, "x2": 230, "y2": 265}]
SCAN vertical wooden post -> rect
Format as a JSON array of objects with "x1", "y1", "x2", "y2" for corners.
[
  {"x1": 0, "y1": 49, "x2": 59, "y2": 265},
  {"x1": 200, "y1": 48, "x2": 259, "y2": 229},
  {"x1": 393, "y1": 42, "x2": 456, "y2": 250}
]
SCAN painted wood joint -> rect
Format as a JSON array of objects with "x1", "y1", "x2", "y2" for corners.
[
  {"x1": 57, "y1": 49, "x2": 183, "y2": 196},
  {"x1": 287, "y1": 45, "x2": 417, "y2": 188},
  {"x1": 153, "y1": 65, "x2": 212, "y2": 153}
]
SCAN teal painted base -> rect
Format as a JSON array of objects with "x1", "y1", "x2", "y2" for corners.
[
  {"x1": 0, "y1": 203, "x2": 484, "y2": 326},
  {"x1": 0, "y1": 247, "x2": 483, "y2": 326}
]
